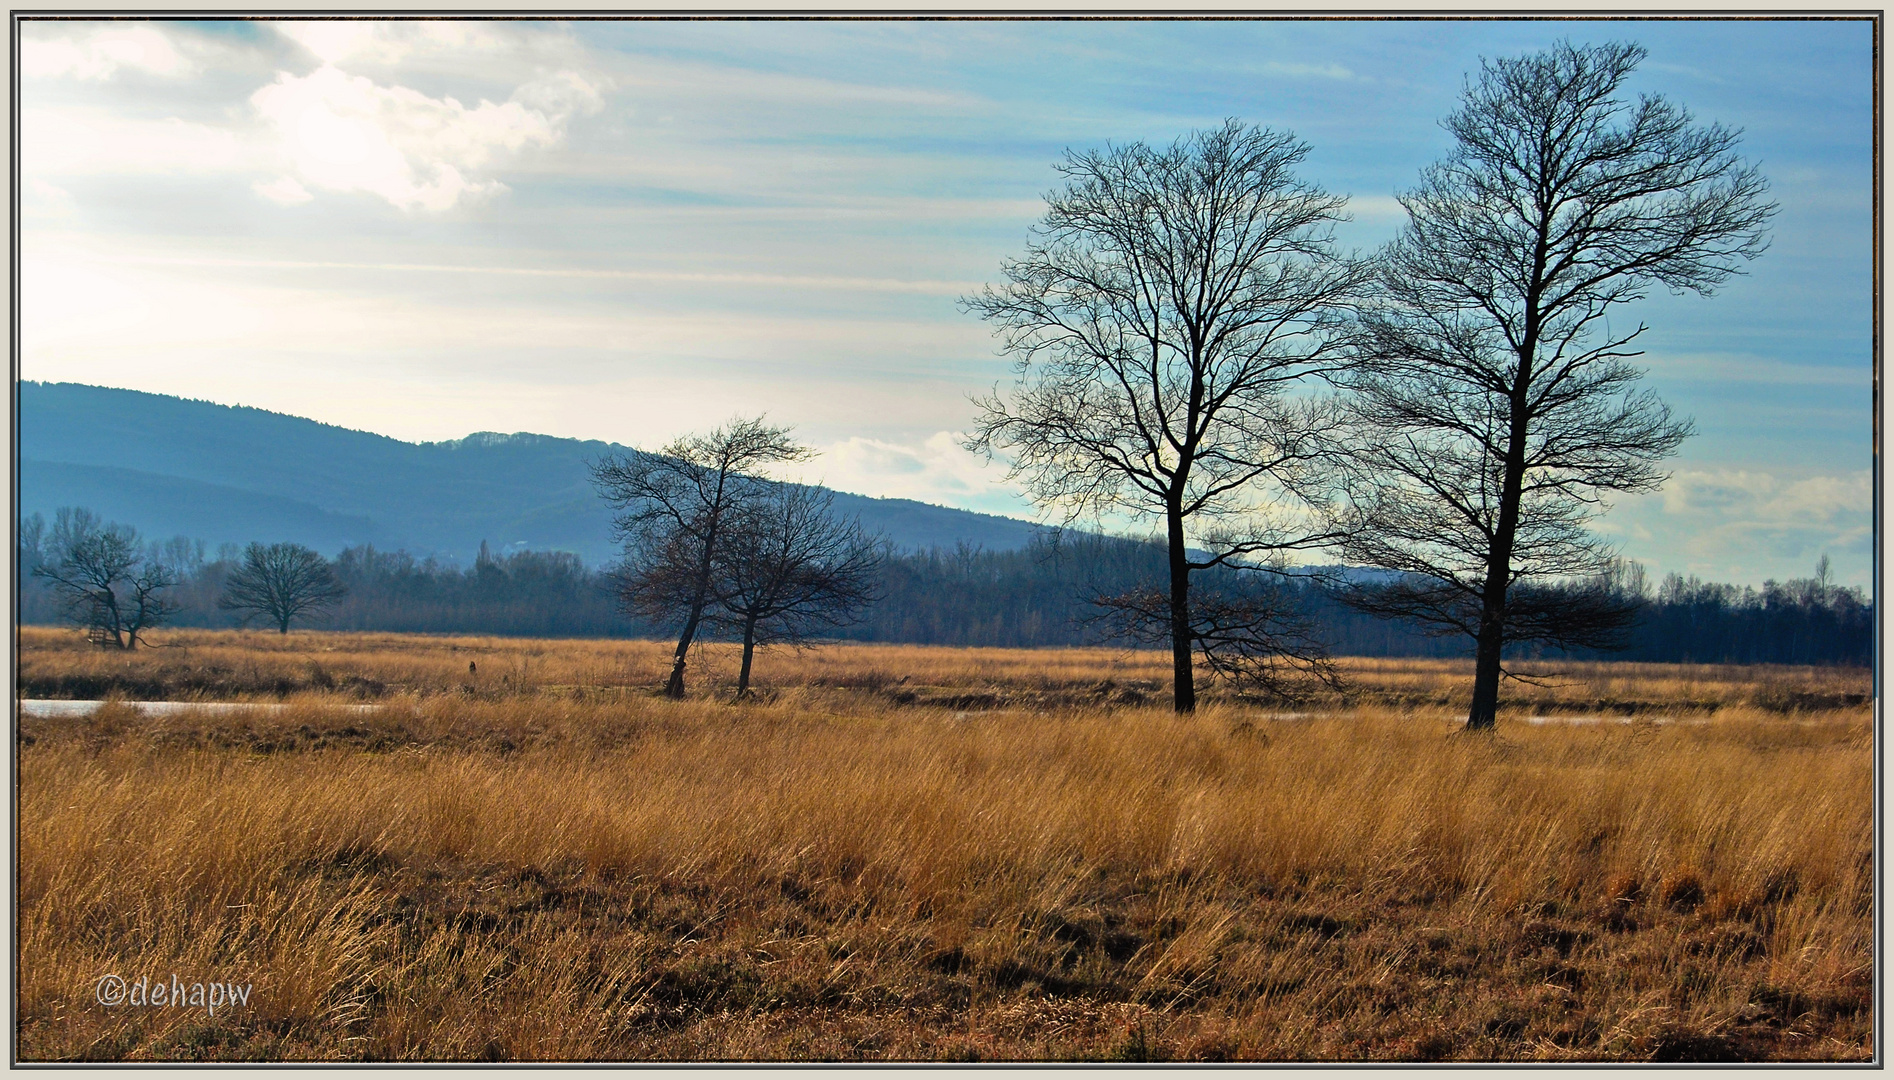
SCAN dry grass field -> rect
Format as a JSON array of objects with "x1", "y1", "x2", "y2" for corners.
[
  {"x1": 15, "y1": 625, "x2": 1873, "y2": 715},
  {"x1": 15, "y1": 627, "x2": 1876, "y2": 1062}
]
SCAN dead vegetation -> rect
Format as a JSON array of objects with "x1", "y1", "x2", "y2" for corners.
[
  {"x1": 15, "y1": 626, "x2": 1871, "y2": 716},
  {"x1": 14, "y1": 630, "x2": 1875, "y2": 1061}
]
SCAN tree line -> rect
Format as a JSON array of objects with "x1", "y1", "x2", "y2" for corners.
[{"x1": 17, "y1": 507, "x2": 1868, "y2": 669}]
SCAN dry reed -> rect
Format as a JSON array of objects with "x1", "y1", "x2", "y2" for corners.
[
  {"x1": 16, "y1": 664, "x2": 1873, "y2": 1061},
  {"x1": 16, "y1": 626, "x2": 1871, "y2": 716}
]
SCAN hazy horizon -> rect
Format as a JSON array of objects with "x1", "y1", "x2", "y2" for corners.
[{"x1": 19, "y1": 17, "x2": 1875, "y2": 588}]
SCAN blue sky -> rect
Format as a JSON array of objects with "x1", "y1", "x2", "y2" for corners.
[{"x1": 18, "y1": 17, "x2": 1875, "y2": 587}]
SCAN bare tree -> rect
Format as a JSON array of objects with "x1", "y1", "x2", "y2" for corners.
[
  {"x1": 218, "y1": 541, "x2": 348, "y2": 633},
  {"x1": 1340, "y1": 41, "x2": 1775, "y2": 730},
  {"x1": 31, "y1": 507, "x2": 177, "y2": 649},
  {"x1": 965, "y1": 120, "x2": 1366, "y2": 712},
  {"x1": 591, "y1": 417, "x2": 812, "y2": 698},
  {"x1": 707, "y1": 484, "x2": 882, "y2": 698},
  {"x1": 19, "y1": 511, "x2": 46, "y2": 579}
]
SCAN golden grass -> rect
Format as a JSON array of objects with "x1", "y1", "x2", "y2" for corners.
[
  {"x1": 16, "y1": 626, "x2": 1873, "y2": 716},
  {"x1": 16, "y1": 659, "x2": 1874, "y2": 1061}
]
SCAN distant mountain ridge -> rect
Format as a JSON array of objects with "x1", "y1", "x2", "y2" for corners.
[{"x1": 16, "y1": 382, "x2": 1046, "y2": 564}]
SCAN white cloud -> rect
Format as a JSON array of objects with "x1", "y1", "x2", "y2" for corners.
[
  {"x1": 107, "y1": 252, "x2": 981, "y2": 295},
  {"x1": 1655, "y1": 352, "x2": 1870, "y2": 388},
  {"x1": 22, "y1": 24, "x2": 193, "y2": 80},
  {"x1": 511, "y1": 68, "x2": 606, "y2": 118},
  {"x1": 604, "y1": 51, "x2": 985, "y2": 112},
  {"x1": 24, "y1": 106, "x2": 248, "y2": 175},
  {"x1": 1340, "y1": 194, "x2": 1406, "y2": 224},
  {"x1": 19, "y1": 239, "x2": 996, "y2": 398},
  {"x1": 249, "y1": 64, "x2": 601, "y2": 212},
  {"x1": 21, "y1": 254, "x2": 165, "y2": 353},
  {"x1": 1257, "y1": 60, "x2": 1356, "y2": 80},
  {"x1": 274, "y1": 20, "x2": 521, "y2": 68},
  {"x1": 1602, "y1": 466, "x2": 1873, "y2": 585},
  {"x1": 791, "y1": 433, "x2": 1032, "y2": 518},
  {"x1": 24, "y1": 179, "x2": 80, "y2": 220},
  {"x1": 1659, "y1": 468, "x2": 1870, "y2": 523},
  {"x1": 253, "y1": 175, "x2": 314, "y2": 205}
]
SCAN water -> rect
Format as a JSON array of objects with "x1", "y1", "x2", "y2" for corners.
[{"x1": 17, "y1": 699, "x2": 383, "y2": 718}]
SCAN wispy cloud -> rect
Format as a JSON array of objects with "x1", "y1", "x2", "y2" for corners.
[
  {"x1": 102, "y1": 253, "x2": 982, "y2": 295},
  {"x1": 791, "y1": 433, "x2": 1032, "y2": 518},
  {"x1": 1654, "y1": 352, "x2": 1870, "y2": 387},
  {"x1": 22, "y1": 23, "x2": 196, "y2": 80},
  {"x1": 603, "y1": 52, "x2": 990, "y2": 112},
  {"x1": 24, "y1": 106, "x2": 249, "y2": 174},
  {"x1": 1257, "y1": 60, "x2": 1357, "y2": 80},
  {"x1": 1646, "y1": 61, "x2": 1728, "y2": 86},
  {"x1": 1339, "y1": 194, "x2": 1406, "y2": 224},
  {"x1": 1602, "y1": 467, "x2": 1872, "y2": 585},
  {"x1": 1659, "y1": 468, "x2": 1869, "y2": 523},
  {"x1": 275, "y1": 20, "x2": 525, "y2": 67}
]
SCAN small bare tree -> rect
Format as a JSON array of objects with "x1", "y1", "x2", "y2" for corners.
[
  {"x1": 218, "y1": 541, "x2": 347, "y2": 633},
  {"x1": 31, "y1": 507, "x2": 177, "y2": 649},
  {"x1": 708, "y1": 484, "x2": 881, "y2": 698},
  {"x1": 591, "y1": 417, "x2": 812, "y2": 698},
  {"x1": 1340, "y1": 41, "x2": 1775, "y2": 730},
  {"x1": 966, "y1": 120, "x2": 1366, "y2": 712}
]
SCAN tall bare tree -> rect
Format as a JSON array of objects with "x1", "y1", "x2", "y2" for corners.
[
  {"x1": 1340, "y1": 41, "x2": 1775, "y2": 730},
  {"x1": 966, "y1": 120, "x2": 1365, "y2": 712},
  {"x1": 591, "y1": 417, "x2": 812, "y2": 698},
  {"x1": 31, "y1": 507, "x2": 177, "y2": 649},
  {"x1": 218, "y1": 541, "x2": 348, "y2": 633},
  {"x1": 708, "y1": 484, "x2": 881, "y2": 698}
]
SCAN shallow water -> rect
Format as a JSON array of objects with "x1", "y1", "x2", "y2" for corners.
[
  {"x1": 1523, "y1": 714, "x2": 1708, "y2": 725},
  {"x1": 17, "y1": 699, "x2": 382, "y2": 718}
]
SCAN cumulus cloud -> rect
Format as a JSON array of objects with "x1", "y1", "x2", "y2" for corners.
[
  {"x1": 22, "y1": 23, "x2": 194, "y2": 80},
  {"x1": 22, "y1": 21, "x2": 606, "y2": 212},
  {"x1": 249, "y1": 64, "x2": 603, "y2": 212}
]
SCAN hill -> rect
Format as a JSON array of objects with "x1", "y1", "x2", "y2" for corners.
[{"x1": 16, "y1": 382, "x2": 1045, "y2": 565}]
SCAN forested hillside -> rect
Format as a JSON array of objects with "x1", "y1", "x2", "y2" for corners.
[{"x1": 18, "y1": 382, "x2": 1045, "y2": 564}]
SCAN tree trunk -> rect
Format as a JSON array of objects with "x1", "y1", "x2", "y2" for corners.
[
  {"x1": 664, "y1": 639, "x2": 690, "y2": 697},
  {"x1": 1466, "y1": 606, "x2": 1505, "y2": 730},
  {"x1": 668, "y1": 511, "x2": 724, "y2": 699},
  {"x1": 1467, "y1": 325, "x2": 1540, "y2": 731},
  {"x1": 666, "y1": 606, "x2": 703, "y2": 699},
  {"x1": 101, "y1": 595, "x2": 126, "y2": 650},
  {"x1": 1166, "y1": 502, "x2": 1195, "y2": 714},
  {"x1": 736, "y1": 614, "x2": 759, "y2": 698}
]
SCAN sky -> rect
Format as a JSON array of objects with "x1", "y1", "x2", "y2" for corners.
[{"x1": 17, "y1": 17, "x2": 1876, "y2": 588}]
